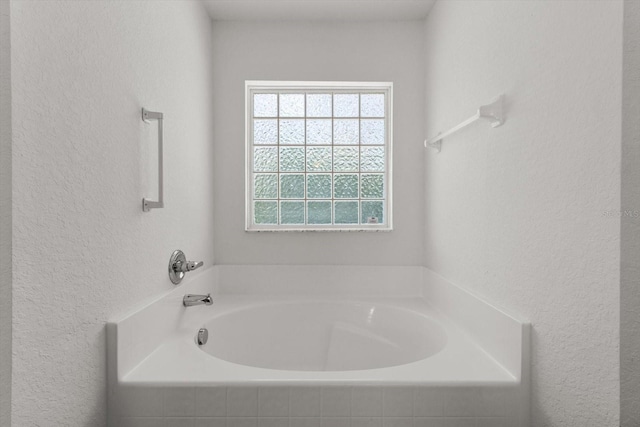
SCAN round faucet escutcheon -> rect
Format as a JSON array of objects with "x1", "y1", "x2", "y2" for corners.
[{"x1": 169, "y1": 249, "x2": 204, "y2": 285}]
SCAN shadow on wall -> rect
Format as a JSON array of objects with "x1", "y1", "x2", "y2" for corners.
[
  {"x1": 621, "y1": 0, "x2": 640, "y2": 425},
  {"x1": 528, "y1": 329, "x2": 552, "y2": 427},
  {"x1": 0, "y1": 0, "x2": 11, "y2": 425}
]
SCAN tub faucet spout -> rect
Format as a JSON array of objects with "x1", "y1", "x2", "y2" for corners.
[{"x1": 183, "y1": 294, "x2": 213, "y2": 307}]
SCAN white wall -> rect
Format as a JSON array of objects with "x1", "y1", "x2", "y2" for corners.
[
  {"x1": 423, "y1": 1, "x2": 622, "y2": 426},
  {"x1": 212, "y1": 21, "x2": 425, "y2": 266},
  {"x1": 621, "y1": 0, "x2": 640, "y2": 424},
  {"x1": 0, "y1": 0, "x2": 11, "y2": 425},
  {"x1": 10, "y1": 1, "x2": 214, "y2": 425}
]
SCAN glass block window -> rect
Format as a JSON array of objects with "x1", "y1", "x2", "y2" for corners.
[{"x1": 246, "y1": 81, "x2": 392, "y2": 231}]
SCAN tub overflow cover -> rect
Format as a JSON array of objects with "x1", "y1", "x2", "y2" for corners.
[{"x1": 197, "y1": 328, "x2": 208, "y2": 346}]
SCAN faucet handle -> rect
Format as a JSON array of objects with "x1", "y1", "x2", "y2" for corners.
[
  {"x1": 169, "y1": 250, "x2": 204, "y2": 285},
  {"x1": 186, "y1": 261, "x2": 203, "y2": 271}
]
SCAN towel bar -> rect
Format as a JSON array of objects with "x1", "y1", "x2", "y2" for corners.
[{"x1": 425, "y1": 95, "x2": 505, "y2": 153}]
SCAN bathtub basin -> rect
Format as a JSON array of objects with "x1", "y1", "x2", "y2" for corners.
[
  {"x1": 200, "y1": 301, "x2": 447, "y2": 371},
  {"x1": 119, "y1": 296, "x2": 519, "y2": 385}
]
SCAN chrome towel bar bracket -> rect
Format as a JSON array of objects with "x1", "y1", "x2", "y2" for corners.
[{"x1": 142, "y1": 108, "x2": 164, "y2": 211}]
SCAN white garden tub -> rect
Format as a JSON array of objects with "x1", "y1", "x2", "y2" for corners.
[{"x1": 108, "y1": 266, "x2": 530, "y2": 426}]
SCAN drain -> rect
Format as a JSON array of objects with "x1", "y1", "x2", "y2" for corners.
[{"x1": 197, "y1": 327, "x2": 208, "y2": 345}]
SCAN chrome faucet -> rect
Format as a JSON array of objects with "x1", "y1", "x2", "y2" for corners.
[
  {"x1": 183, "y1": 293, "x2": 213, "y2": 307},
  {"x1": 169, "y1": 250, "x2": 204, "y2": 285}
]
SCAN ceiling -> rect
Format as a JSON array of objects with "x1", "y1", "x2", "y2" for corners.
[{"x1": 202, "y1": 0, "x2": 437, "y2": 21}]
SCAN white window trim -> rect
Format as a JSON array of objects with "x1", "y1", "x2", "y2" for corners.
[{"x1": 245, "y1": 81, "x2": 393, "y2": 232}]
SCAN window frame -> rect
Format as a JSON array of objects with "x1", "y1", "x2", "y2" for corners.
[{"x1": 245, "y1": 81, "x2": 393, "y2": 232}]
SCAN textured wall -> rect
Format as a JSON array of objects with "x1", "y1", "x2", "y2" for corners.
[
  {"x1": 423, "y1": 1, "x2": 622, "y2": 426},
  {"x1": 10, "y1": 1, "x2": 214, "y2": 425},
  {"x1": 0, "y1": 0, "x2": 11, "y2": 425},
  {"x1": 212, "y1": 21, "x2": 425, "y2": 265},
  {"x1": 621, "y1": 0, "x2": 640, "y2": 425}
]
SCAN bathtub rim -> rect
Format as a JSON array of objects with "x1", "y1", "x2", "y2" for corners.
[{"x1": 107, "y1": 265, "x2": 529, "y2": 386}]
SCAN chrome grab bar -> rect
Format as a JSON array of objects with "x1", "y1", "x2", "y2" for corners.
[{"x1": 142, "y1": 108, "x2": 164, "y2": 211}]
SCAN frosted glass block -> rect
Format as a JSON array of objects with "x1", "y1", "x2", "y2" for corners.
[
  {"x1": 334, "y1": 174, "x2": 358, "y2": 199},
  {"x1": 361, "y1": 201, "x2": 384, "y2": 224},
  {"x1": 360, "y1": 147, "x2": 385, "y2": 172},
  {"x1": 280, "y1": 201, "x2": 305, "y2": 224},
  {"x1": 334, "y1": 120, "x2": 359, "y2": 145},
  {"x1": 306, "y1": 147, "x2": 332, "y2": 172},
  {"x1": 279, "y1": 119, "x2": 305, "y2": 145},
  {"x1": 334, "y1": 201, "x2": 359, "y2": 224},
  {"x1": 254, "y1": 119, "x2": 278, "y2": 144},
  {"x1": 334, "y1": 94, "x2": 359, "y2": 117},
  {"x1": 308, "y1": 201, "x2": 332, "y2": 224},
  {"x1": 333, "y1": 147, "x2": 359, "y2": 172},
  {"x1": 280, "y1": 94, "x2": 305, "y2": 117},
  {"x1": 280, "y1": 174, "x2": 305, "y2": 199},
  {"x1": 254, "y1": 147, "x2": 278, "y2": 172},
  {"x1": 254, "y1": 94, "x2": 278, "y2": 117},
  {"x1": 279, "y1": 147, "x2": 305, "y2": 172},
  {"x1": 254, "y1": 201, "x2": 277, "y2": 224},
  {"x1": 360, "y1": 120, "x2": 385, "y2": 145},
  {"x1": 307, "y1": 94, "x2": 332, "y2": 117},
  {"x1": 254, "y1": 174, "x2": 278, "y2": 199},
  {"x1": 361, "y1": 174, "x2": 384, "y2": 198},
  {"x1": 360, "y1": 94, "x2": 385, "y2": 117},
  {"x1": 306, "y1": 120, "x2": 332, "y2": 145},
  {"x1": 307, "y1": 174, "x2": 332, "y2": 199}
]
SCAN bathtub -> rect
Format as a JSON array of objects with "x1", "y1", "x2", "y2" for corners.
[{"x1": 108, "y1": 265, "x2": 530, "y2": 426}]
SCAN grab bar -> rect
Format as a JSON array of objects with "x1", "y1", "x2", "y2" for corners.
[{"x1": 141, "y1": 108, "x2": 164, "y2": 212}]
